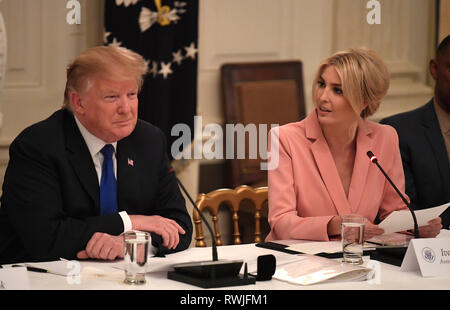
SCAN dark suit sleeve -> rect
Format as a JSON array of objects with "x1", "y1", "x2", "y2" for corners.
[
  {"x1": 396, "y1": 131, "x2": 418, "y2": 205},
  {"x1": 380, "y1": 118, "x2": 418, "y2": 206},
  {"x1": 2, "y1": 137, "x2": 123, "y2": 261},
  {"x1": 149, "y1": 130, "x2": 193, "y2": 255}
]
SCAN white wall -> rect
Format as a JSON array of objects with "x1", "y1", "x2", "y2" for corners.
[
  {"x1": 197, "y1": 0, "x2": 434, "y2": 130},
  {"x1": 197, "y1": 0, "x2": 334, "y2": 126},
  {"x1": 440, "y1": 0, "x2": 450, "y2": 42}
]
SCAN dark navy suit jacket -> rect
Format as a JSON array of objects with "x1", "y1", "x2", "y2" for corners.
[
  {"x1": 381, "y1": 100, "x2": 450, "y2": 229},
  {"x1": 0, "y1": 109, "x2": 192, "y2": 264}
]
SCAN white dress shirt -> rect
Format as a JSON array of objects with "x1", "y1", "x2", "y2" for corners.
[{"x1": 74, "y1": 116, "x2": 132, "y2": 233}]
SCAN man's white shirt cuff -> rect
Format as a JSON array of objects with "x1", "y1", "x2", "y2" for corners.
[
  {"x1": 119, "y1": 211, "x2": 157, "y2": 255},
  {"x1": 119, "y1": 211, "x2": 133, "y2": 233}
]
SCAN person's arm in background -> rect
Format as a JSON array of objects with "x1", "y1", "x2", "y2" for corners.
[
  {"x1": 377, "y1": 126, "x2": 441, "y2": 237},
  {"x1": 381, "y1": 119, "x2": 420, "y2": 206}
]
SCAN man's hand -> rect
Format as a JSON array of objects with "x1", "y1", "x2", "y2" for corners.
[
  {"x1": 130, "y1": 215, "x2": 185, "y2": 250},
  {"x1": 77, "y1": 232, "x2": 124, "y2": 260}
]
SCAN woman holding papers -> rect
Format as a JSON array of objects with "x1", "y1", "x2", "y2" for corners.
[{"x1": 266, "y1": 48, "x2": 442, "y2": 242}]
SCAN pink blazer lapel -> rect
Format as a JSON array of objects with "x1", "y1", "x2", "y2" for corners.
[
  {"x1": 347, "y1": 119, "x2": 374, "y2": 213},
  {"x1": 305, "y1": 111, "x2": 352, "y2": 215}
]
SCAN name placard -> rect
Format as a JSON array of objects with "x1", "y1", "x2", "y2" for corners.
[
  {"x1": 400, "y1": 237, "x2": 450, "y2": 277},
  {"x1": 0, "y1": 267, "x2": 31, "y2": 290}
]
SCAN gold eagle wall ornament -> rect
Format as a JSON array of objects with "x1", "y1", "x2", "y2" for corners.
[{"x1": 139, "y1": 0, "x2": 187, "y2": 32}]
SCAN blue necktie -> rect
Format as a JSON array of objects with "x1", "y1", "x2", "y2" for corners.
[{"x1": 100, "y1": 144, "x2": 118, "y2": 215}]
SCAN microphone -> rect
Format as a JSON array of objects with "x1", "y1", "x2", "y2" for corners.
[
  {"x1": 168, "y1": 167, "x2": 218, "y2": 262},
  {"x1": 166, "y1": 167, "x2": 256, "y2": 288},
  {"x1": 366, "y1": 151, "x2": 419, "y2": 238}
]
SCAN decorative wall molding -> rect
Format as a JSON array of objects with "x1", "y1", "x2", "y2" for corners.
[
  {"x1": 439, "y1": 0, "x2": 450, "y2": 42},
  {"x1": 199, "y1": 0, "x2": 294, "y2": 72},
  {"x1": 333, "y1": 0, "x2": 433, "y2": 120},
  {"x1": 0, "y1": 0, "x2": 91, "y2": 194},
  {"x1": 1, "y1": 0, "x2": 42, "y2": 88},
  {"x1": 0, "y1": 0, "x2": 89, "y2": 141},
  {"x1": 0, "y1": 141, "x2": 8, "y2": 189},
  {"x1": 0, "y1": 0, "x2": 7, "y2": 130}
]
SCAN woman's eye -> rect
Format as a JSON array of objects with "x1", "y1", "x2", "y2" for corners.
[
  {"x1": 317, "y1": 81, "x2": 325, "y2": 88},
  {"x1": 334, "y1": 87, "x2": 343, "y2": 95}
]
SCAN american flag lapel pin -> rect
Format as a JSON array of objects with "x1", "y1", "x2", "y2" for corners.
[{"x1": 127, "y1": 158, "x2": 134, "y2": 167}]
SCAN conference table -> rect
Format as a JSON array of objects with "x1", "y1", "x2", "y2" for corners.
[
  {"x1": 2, "y1": 238, "x2": 449, "y2": 307},
  {"x1": 8, "y1": 240, "x2": 450, "y2": 291}
]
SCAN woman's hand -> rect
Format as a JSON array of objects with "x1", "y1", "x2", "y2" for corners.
[
  {"x1": 364, "y1": 221, "x2": 384, "y2": 240},
  {"x1": 415, "y1": 217, "x2": 442, "y2": 238},
  {"x1": 328, "y1": 215, "x2": 384, "y2": 240},
  {"x1": 327, "y1": 216, "x2": 342, "y2": 238}
]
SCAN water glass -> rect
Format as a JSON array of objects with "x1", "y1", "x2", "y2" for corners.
[
  {"x1": 123, "y1": 231, "x2": 150, "y2": 284},
  {"x1": 341, "y1": 215, "x2": 365, "y2": 265}
]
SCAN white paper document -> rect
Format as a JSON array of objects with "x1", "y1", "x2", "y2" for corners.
[
  {"x1": 273, "y1": 254, "x2": 371, "y2": 285},
  {"x1": 20, "y1": 260, "x2": 80, "y2": 276},
  {"x1": 379, "y1": 202, "x2": 450, "y2": 234},
  {"x1": 287, "y1": 241, "x2": 375, "y2": 255},
  {"x1": 366, "y1": 232, "x2": 413, "y2": 246},
  {"x1": 0, "y1": 267, "x2": 30, "y2": 290}
]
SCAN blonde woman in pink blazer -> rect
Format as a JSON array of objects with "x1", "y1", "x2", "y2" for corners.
[{"x1": 266, "y1": 48, "x2": 442, "y2": 242}]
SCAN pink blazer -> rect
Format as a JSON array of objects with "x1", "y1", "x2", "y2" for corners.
[{"x1": 266, "y1": 110, "x2": 408, "y2": 241}]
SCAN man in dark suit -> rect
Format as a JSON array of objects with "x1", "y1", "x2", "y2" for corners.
[
  {"x1": 381, "y1": 35, "x2": 450, "y2": 230},
  {"x1": 0, "y1": 46, "x2": 192, "y2": 264}
]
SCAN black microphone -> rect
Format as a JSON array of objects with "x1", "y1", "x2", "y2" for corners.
[
  {"x1": 367, "y1": 151, "x2": 419, "y2": 238},
  {"x1": 168, "y1": 167, "x2": 218, "y2": 261},
  {"x1": 166, "y1": 167, "x2": 255, "y2": 288}
]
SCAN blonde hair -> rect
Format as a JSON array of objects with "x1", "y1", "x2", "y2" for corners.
[
  {"x1": 312, "y1": 47, "x2": 389, "y2": 118},
  {"x1": 63, "y1": 46, "x2": 148, "y2": 109}
]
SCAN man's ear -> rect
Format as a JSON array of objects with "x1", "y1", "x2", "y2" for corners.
[
  {"x1": 429, "y1": 59, "x2": 438, "y2": 81},
  {"x1": 70, "y1": 91, "x2": 85, "y2": 115}
]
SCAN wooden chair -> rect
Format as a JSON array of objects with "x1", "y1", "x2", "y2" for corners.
[
  {"x1": 193, "y1": 185, "x2": 269, "y2": 247},
  {"x1": 221, "y1": 61, "x2": 306, "y2": 188}
]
